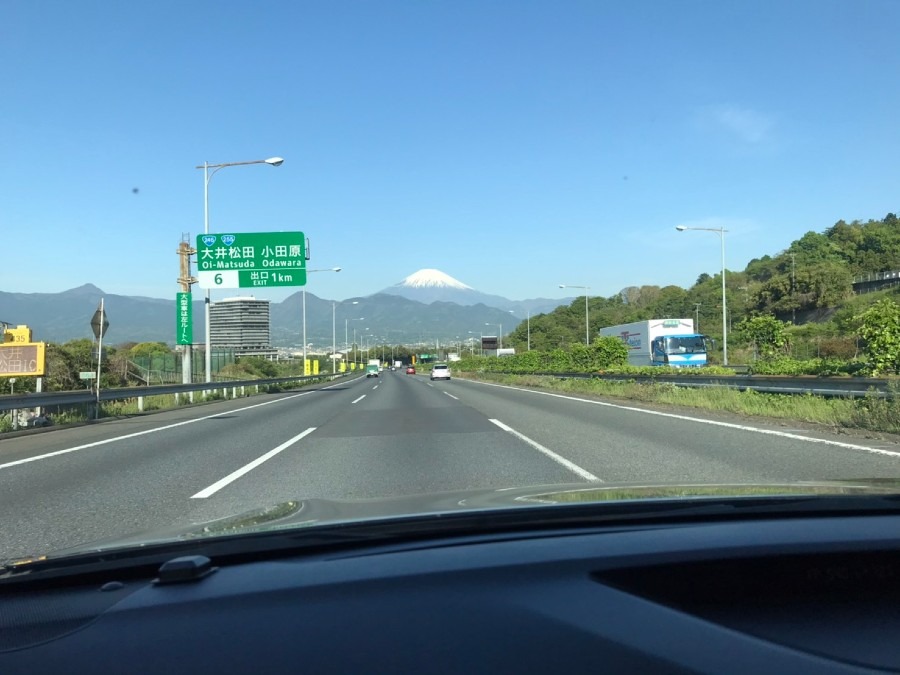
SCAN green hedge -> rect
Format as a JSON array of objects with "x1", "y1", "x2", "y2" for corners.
[{"x1": 747, "y1": 357, "x2": 868, "y2": 377}]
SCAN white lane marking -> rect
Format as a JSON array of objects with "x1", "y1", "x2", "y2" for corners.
[
  {"x1": 444, "y1": 392, "x2": 459, "y2": 400},
  {"x1": 0, "y1": 385, "x2": 339, "y2": 472},
  {"x1": 192, "y1": 427, "x2": 316, "y2": 499},
  {"x1": 464, "y1": 379, "x2": 900, "y2": 460},
  {"x1": 351, "y1": 395, "x2": 366, "y2": 404},
  {"x1": 373, "y1": 385, "x2": 379, "y2": 390},
  {"x1": 489, "y1": 419, "x2": 600, "y2": 482},
  {"x1": 427, "y1": 383, "x2": 434, "y2": 387}
]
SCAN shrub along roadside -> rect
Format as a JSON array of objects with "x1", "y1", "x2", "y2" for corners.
[{"x1": 455, "y1": 372, "x2": 900, "y2": 435}]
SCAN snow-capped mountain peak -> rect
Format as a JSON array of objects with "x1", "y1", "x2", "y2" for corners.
[{"x1": 396, "y1": 269, "x2": 473, "y2": 290}]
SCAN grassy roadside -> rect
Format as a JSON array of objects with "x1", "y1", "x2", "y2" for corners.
[{"x1": 455, "y1": 372, "x2": 900, "y2": 435}]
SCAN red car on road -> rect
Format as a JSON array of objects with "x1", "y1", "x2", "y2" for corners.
[{"x1": 406, "y1": 366, "x2": 416, "y2": 374}]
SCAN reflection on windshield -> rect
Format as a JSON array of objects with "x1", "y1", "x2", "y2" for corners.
[{"x1": 664, "y1": 337, "x2": 707, "y2": 353}]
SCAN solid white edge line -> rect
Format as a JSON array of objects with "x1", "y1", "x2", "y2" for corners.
[
  {"x1": 192, "y1": 427, "x2": 317, "y2": 499},
  {"x1": 0, "y1": 383, "x2": 344, "y2": 472},
  {"x1": 463, "y1": 379, "x2": 900, "y2": 460},
  {"x1": 489, "y1": 418, "x2": 600, "y2": 482},
  {"x1": 351, "y1": 395, "x2": 366, "y2": 404},
  {"x1": 443, "y1": 392, "x2": 459, "y2": 400}
]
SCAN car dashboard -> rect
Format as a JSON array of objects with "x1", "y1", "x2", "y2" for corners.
[{"x1": 1, "y1": 509, "x2": 899, "y2": 673}]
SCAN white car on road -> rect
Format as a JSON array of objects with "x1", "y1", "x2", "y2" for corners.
[{"x1": 430, "y1": 364, "x2": 451, "y2": 381}]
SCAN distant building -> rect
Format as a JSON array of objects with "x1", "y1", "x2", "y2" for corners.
[{"x1": 210, "y1": 296, "x2": 277, "y2": 358}]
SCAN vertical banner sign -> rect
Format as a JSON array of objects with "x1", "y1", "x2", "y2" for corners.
[{"x1": 177, "y1": 292, "x2": 193, "y2": 345}]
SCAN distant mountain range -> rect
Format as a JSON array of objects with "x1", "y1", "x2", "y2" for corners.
[
  {"x1": 0, "y1": 270, "x2": 572, "y2": 347},
  {"x1": 378, "y1": 269, "x2": 569, "y2": 315},
  {"x1": 0, "y1": 284, "x2": 181, "y2": 345}
]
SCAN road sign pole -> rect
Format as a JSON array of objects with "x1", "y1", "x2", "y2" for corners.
[
  {"x1": 302, "y1": 289, "x2": 307, "y2": 374},
  {"x1": 204, "y1": 162, "x2": 211, "y2": 384}
]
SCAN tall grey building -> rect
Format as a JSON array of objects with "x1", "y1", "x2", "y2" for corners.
[{"x1": 210, "y1": 296, "x2": 276, "y2": 357}]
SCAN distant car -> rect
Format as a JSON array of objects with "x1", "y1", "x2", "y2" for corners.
[
  {"x1": 406, "y1": 366, "x2": 416, "y2": 375},
  {"x1": 430, "y1": 364, "x2": 451, "y2": 381}
]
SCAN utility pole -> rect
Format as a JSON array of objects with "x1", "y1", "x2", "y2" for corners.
[
  {"x1": 790, "y1": 253, "x2": 796, "y2": 325},
  {"x1": 694, "y1": 303, "x2": 702, "y2": 332}
]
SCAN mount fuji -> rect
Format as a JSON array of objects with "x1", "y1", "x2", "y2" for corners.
[{"x1": 377, "y1": 269, "x2": 568, "y2": 315}]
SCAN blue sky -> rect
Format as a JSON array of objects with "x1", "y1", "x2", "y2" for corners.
[{"x1": 3, "y1": 1, "x2": 899, "y2": 306}]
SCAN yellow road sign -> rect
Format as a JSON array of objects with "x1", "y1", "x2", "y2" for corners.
[{"x1": 0, "y1": 342, "x2": 46, "y2": 377}]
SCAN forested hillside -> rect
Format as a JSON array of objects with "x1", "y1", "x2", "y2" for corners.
[{"x1": 510, "y1": 213, "x2": 900, "y2": 360}]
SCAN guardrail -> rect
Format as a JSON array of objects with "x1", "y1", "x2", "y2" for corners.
[
  {"x1": 0, "y1": 372, "x2": 353, "y2": 414},
  {"x1": 480, "y1": 371, "x2": 893, "y2": 398}
]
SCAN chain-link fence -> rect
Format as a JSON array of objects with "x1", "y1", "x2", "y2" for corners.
[{"x1": 132, "y1": 349, "x2": 235, "y2": 383}]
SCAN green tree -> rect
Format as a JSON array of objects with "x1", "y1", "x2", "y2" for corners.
[
  {"x1": 236, "y1": 356, "x2": 279, "y2": 378},
  {"x1": 648, "y1": 285, "x2": 689, "y2": 318},
  {"x1": 856, "y1": 299, "x2": 900, "y2": 375},
  {"x1": 130, "y1": 342, "x2": 172, "y2": 358},
  {"x1": 736, "y1": 315, "x2": 789, "y2": 360}
]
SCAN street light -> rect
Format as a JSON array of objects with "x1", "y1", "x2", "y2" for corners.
[
  {"x1": 527, "y1": 309, "x2": 531, "y2": 351},
  {"x1": 343, "y1": 301, "x2": 360, "y2": 352},
  {"x1": 302, "y1": 267, "x2": 341, "y2": 371},
  {"x1": 468, "y1": 330, "x2": 482, "y2": 356},
  {"x1": 331, "y1": 301, "x2": 337, "y2": 373},
  {"x1": 676, "y1": 224, "x2": 728, "y2": 365},
  {"x1": 559, "y1": 284, "x2": 590, "y2": 345},
  {"x1": 197, "y1": 156, "x2": 284, "y2": 383},
  {"x1": 353, "y1": 323, "x2": 367, "y2": 364},
  {"x1": 347, "y1": 315, "x2": 364, "y2": 363}
]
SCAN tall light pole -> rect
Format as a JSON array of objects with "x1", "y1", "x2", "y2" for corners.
[
  {"x1": 527, "y1": 309, "x2": 531, "y2": 351},
  {"x1": 343, "y1": 301, "x2": 359, "y2": 352},
  {"x1": 468, "y1": 330, "x2": 482, "y2": 356},
  {"x1": 332, "y1": 301, "x2": 337, "y2": 373},
  {"x1": 301, "y1": 267, "x2": 341, "y2": 372},
  {"x1": 197, "y1": 156, "x2": 284, "y2": 383},
  {"x1": 559, "y1": 284, "x2": 590, "y2": 345},
  {"x1": 348, "y1": 316, "x2": 364, "y2": 363},
  {"x1": 353, "y1": 324, "x2": 368, "y2": 364},
  {"x1": 790, "y1": 252, "x2": 796, "y2": 325},
  {"x1": 676, "y1": 225, "x2": 728, "y2": 365}
]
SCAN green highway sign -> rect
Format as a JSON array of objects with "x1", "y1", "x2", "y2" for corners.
[
  {"x1": 196, "y1": 232, "x2": 307, "y2": 289},
  {"x1": 237, "y1": 270, "x2": 304, "y2": 287},
  {"x1": 176, "y1": 292, "x2": 193, "y2": 345}
]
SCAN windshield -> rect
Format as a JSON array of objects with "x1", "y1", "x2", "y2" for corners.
[
  {"x1": 3, "y1": 1, "x2": 900, "y2": 562},
  {"x1": 664, "y1": 337, "x2": 707, "y2": 354}
]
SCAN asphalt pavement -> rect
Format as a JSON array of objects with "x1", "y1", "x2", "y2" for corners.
[{"x1": 2, "y1": 369, "x2": 900, "y2": 560}]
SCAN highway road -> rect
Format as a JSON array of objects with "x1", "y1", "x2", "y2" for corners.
[{"x1": 3, "y1": 369, "x2": 900, "y2": 560}]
